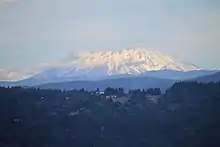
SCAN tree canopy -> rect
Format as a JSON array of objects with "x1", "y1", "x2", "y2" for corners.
[{"x1": 0, "y1": 82, "x2": 220, "y2": 147}]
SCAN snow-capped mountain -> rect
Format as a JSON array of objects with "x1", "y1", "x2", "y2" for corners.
[
  {"x1": 19, "y1": 47, "x2": 201, "y2": 84},
  {"x1": 0, "y1": 47, "x2": 205, "y2": 86},
  {"x1": 64, "y1": 47, "x2": 200, "y2": 74}
]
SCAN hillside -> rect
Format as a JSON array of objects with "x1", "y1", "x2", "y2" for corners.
[
  {"x1": 190, "y1": 71, "x2": 220, "y2": 83},
  {"x1": 38, "y1": 76, "x2": 176, "y2": 92},
  {"x1": 1, "y1": 82, "x2": 220, "y2": 147}
]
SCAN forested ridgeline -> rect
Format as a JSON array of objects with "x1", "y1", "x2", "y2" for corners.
[{"x1": 0, "y1": 82, "x2": 220, "y2": 147}]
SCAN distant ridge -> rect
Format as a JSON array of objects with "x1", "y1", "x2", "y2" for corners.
[
  {"x1": 190, "y1": 71, "x2": 220, "y2": 83},
  {"x1": 37, "y1": 76, "x2": 176, "y2": 92}
]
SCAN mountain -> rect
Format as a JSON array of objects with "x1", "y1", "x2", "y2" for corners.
[
  {"x1": 1, "y1": 48, "x2": 217, "y2": 90},
  {"x1": 64, "y1": 48, "x2": 200, "y2": 74},
  {"x1": 190, "y1": 71, "x2": 220, "y2": 83},
  {"x1": 14, "y1": 48, "x2": 201, "y2": 85},
  {"x1": 141, "y1": 70, "x2": 218, "y2": 80},
  {"x1": 37, "y1": 70, "x2": 218, "y2": 92},
  {"x1": 38, "y1": 76, "x2": 176, "y2": 92}
]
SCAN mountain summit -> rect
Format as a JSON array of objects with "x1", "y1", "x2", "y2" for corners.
[
  {"x1": 5, "y1": 48, "x2": 202, "y2": 85},
  {"x1": 64, "y1": 48, "x2": 200, "y2": 74},
  {"x1": 22, "y1": 48, "x2": 200, "y2": 83}
]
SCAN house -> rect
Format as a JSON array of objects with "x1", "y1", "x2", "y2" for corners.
[
  {"x1": 105, "y1": 95, "x2": 117, "y2": 99},
  {"x1": 94, "y1": 91, "x2": 105, "y2": 96}
]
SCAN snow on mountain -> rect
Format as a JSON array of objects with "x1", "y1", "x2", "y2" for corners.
[
  {"x1": 25, "y1": 47, "x2": 201, "y2": 83},
  {"x1": 0, "y1": 48, "x2": 202, "y2": 84},
  {"x1": 63, "y1": 47, "x2": 200, "y2": 74}
]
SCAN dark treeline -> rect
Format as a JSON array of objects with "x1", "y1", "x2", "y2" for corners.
[
  {"x1": 0, "y1": 82, "x2": 220, "y2": 147},
  {"x1": 102, "y1": 87, "x2": 161, "y2": 96}
]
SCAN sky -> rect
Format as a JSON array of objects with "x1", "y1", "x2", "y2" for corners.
[{"x1": 0, "y1": 0, "x2": 220, "y2": 73}]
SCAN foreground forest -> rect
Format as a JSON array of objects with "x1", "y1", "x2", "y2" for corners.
[{"x1": 0, "y1": 82, "x2": 220, "y2": 147}]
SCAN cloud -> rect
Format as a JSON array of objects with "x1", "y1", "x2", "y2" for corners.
[
  {"x1": 0, "y1": 68, "x2": 36, "y2": 81},
  {"x1": 0, "y1": 0, "x2": 220, "y2": 70},
  {"x1": 0, "y1": 0, "x2": 17, "y2": 2},
  {"x1": 0, "y1": 60, "x2": 68, "y2": 81},
  {"x1": 72, "y1": 20, "x2": 123, "y2": 43},
  {"x1": 0, "y1": 0, "x2": 17, "y2": 4}
]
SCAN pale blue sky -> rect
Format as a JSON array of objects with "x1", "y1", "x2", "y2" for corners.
[{"x1": 0, "y1": 0, "x2": 220, "y2": 69}]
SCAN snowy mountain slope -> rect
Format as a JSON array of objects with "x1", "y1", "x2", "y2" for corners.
[
  {"x1": 63, "y1": 48, "x2": 201, "y2": 75},
  {"x1": 0, "y1": 47, "x2": 205, "y2": 86},
  {"x1": 18, "y1": 47, "x2": 202, "y2": 84}
]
